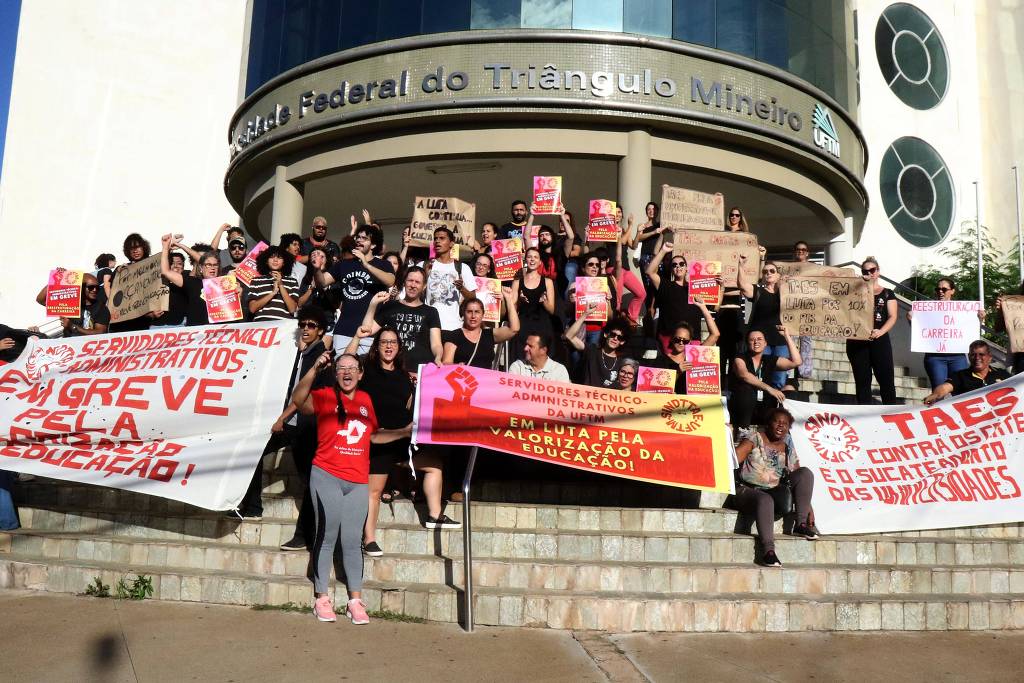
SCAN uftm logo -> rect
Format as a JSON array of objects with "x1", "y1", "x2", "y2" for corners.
[{"x1": 812, "y1": 104, "x2": 841, "y2": 158}]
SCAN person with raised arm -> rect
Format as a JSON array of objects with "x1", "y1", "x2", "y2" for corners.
[
  {"x1": 159, "y1": 234, "x2": 221, "y2": 326},
  {"x1": 564, "y1": 308, "x2": 633, "y2": 388},
  {"x1": 737, "y1": 255, "x2": 791, "y2": 390},
  {"x1": 291, "y1": 350, "x2": 412, "y2": 625},
  {"x1": 441, "y1": 290, "x2": 520, "y2": 367},
  {"x1": 650, "y1": 301, "x2": 721, "y2": 395},
  {"x1": 359, "y1": 266, "x2": 443, "y2": 369},
  {"x1": 511, "y1": 247, "x2": 556, "y2": 362},
  {"x1": 729, "y1": 325, "x2": 802, "y2": 430},
  {"x1": 646, "y1": 241, "x2": 705, "y2": 355}
]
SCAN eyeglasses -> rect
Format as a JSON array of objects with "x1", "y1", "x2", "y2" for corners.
[
  {"x1": 862, "y1": 267, "x2": 878, "y2": 275},
  {"x1": 729, "y1": 213, "x2": 741, "y2": 218},
  {"x1": 619, "y1": 370, "x2": 636, "y2": 376},
  {"x1": 84, "y1": 285, "x2": 99, "y2": 291},
  {"x1": 379, "y1": 339, "x2": 399, "y2": 346},
  {"x1": 607, "y1": 332, "x2": 626, "y2": 341},
  {"x1": 671, "y1": 261, "x2": 687, "y2": 268},
  {"x1": 762, "y1": 268, "x2": 777, "y2": 274},
  {"x1": 585, "y1": 261, "x2": 600, "y2": 268},
  {"x1": 336, "y1": 365, "x2": 360, "y2": 373},
  {"x1": 936, "y1": 287, "x2": 951, "y2": 293},
  {"x1": 230, "y1": 245, "x2": 246, "y2": 251},
  {"x1": 671, "y1": 337, "x2": 691, "y2": 344},
  {"x1": 297, "y1": 321, "x2": 320, "y2": 330}
]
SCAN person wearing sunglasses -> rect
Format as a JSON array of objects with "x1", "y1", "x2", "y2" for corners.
[
  {"x1": 737, "y1": 256, "x2": 791, "y2": 390},
  {"x1": 564, "y1": 311, "x2": 633, "y2": 388},
  {"x1": 646, "y1": 241, "x2": 706, "y2": 355},
  {"x1": 650, "y1": 310, "x2": 721, "y2": 395},
  {"x1": 566, "y1": 251, "x2": 617, "y2": 346},
  {"x1": 909, "y1": 277, "x2": 982, "y2": 389},
  {"x1": 35, "y1": 272, "x2": 109, "y2": 336},
  {"x1": 790, "y1": 241, "x2": 815, "y2": 383},
  {"x1": 291, "y1": 350, "x2": 412, "y2": 625},
  {"x1": 725, "y1": 207, "x2": 749, "y2": 233},
  {"x1": 729, "y1": 325, "x2": 802, "y2": 430},
  {"x1": 846, "y1": 257, "x2": 899, "y2": 405}
]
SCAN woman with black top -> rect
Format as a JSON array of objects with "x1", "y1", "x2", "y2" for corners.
[
  {"x1": 646, "y1": 241, "x2": 703, "y2": 355},
  {"x1": 442, "y1": 292, "x2": 520, "y2": 368},
  {"x1": 846, "y1": 257, "x2": 899, "y2": 405},
  {"x1": 729, "y1": 326, "x2": 802, "y2": 430},
  {"x1": 563, "y1": 312, "x2": 633, "y2": 388},
  {"x1": 652, "y1": 303, "x2": 720, "y2": 394},
  {"x1": 151, "y1": 252, "x2": 188, "y2": 328},
  {"x1": 109, "y1": 233, "x2": 155, "y2": 332},
  {"x1": 159, "y1": 234, "x2": 221, "y2": 326},
  {"x1": 737, "y1": 256, "x2": 790, "y2": 390},
  {"x1": 715, "y1": 206, "x2": 751, "y2": 375},
  {"x1": 512, "y1": 247, "x2": 556, "y2": 362}
]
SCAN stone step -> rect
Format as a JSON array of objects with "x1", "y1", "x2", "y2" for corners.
[
  {"x1": 1, "y1": 554, "x2": 1021, "y2": 632},
  {"x1": 5, "y1": 530, "x2": 1024, "y2": 598},
  {"x1": 11, "y1": 504, "x2": 1024, "y2": 566},
  {"x1": 14, "y1": 480, "x2": 1024, "y2": 539}
]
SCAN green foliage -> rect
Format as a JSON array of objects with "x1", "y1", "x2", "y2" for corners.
[
  {"x1": 909, "y1": 222, "x2": 1020, "y2": 346},
  {"x1": 115, "y1": 574, "x2": 154, "y2": 600},
  {"x1": 83, "y1": 577, "x2": 110, "y2": 598}
]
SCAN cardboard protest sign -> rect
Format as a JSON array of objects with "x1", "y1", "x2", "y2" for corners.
[
  {"x1": 685, "y1": 344, "x2": 721, "y2": 395},
  {"x1": 46, "y1": 268, "x2": 83, "y2": 317},
  {"x1": 474, "y1": 277, "x2": 503, "y2": 323},
  {"x1": 414, "y1": 364, "x2": 734, "y2": 493},
  {"x1": 637, "y1": 366, "x2": 677, "y2": 394},
  {"x1": 586, "y1": 199, "x2": 618, "y2": 242},
  {"x1": 0, "y1": 321, "x2": 295, "y2": 510},
  {"x1": 660, "y1": 185, "x2": 724, "y2": 232},
  {"x1": 1001, "y1": 295, "x2": 1024, "y2": 353},
  {"x1": 575, "y1": 276, "x2": 609, "y2": 322},
  {"x1": 531, "y1": 176, "x2": 564, "y2": 215},
  {"x1": 410, "y1": 196, "x2": 476, "y2": 247},
  {"x1": 789, "y1": 375, "x2": 1024, "y2": 533},
  {"x1": 429, "y1": 242, "x2": 460, "y2": 261},
  {"x1": 202, "y1": 274, "x2": 244, "y2": 322},
  {"x1": 491, "y1": 238, "x2": 523, "y2": 280},
  {"x1": 774, "y1": 261, "x2": 855, "y2": 278},
  {"x1": 107, "y1": 255, "x2": 170, "y2": 323},
  {"x1": 688, "y1": 260, "x2": 722, "y2": 306},
  {"x1": 672, "y1": 229, "x2": 759, "y2": 288},
  {"x1": 232, "y1": 241, "x2": 268, "y2": 286},
  {"x1": 911, "y1": 300, "x2": 982, "y2": 353},
  {"x1": 780, "y1": 276, "x2": 873, "y2": 340}
]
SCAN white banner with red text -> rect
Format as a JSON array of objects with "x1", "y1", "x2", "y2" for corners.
[
  {"x1": 0, "y1": 322, "x2": 296, "y2": 510},
  {"x1": 787, "y1": 374, "x2": 1024, "y2": 534}
]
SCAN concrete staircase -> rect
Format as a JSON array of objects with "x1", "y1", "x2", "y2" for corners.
[
  {"x1": 3, "y1": 476, "x2": 1024, "y2": 632},
  {"x1": 792, "y1": 339, "x2": 930, "y2": 404}
]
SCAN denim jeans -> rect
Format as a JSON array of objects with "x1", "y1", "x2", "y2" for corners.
[
  {"x1": 0, "y1": 470, "x2": 19, "y2": 530},
  {"x1": 924, "y1": 353, "x2": 969, "y2": 390},
  {"x1": 761, "y1": 343, "x2": 790, "y2": 389}
]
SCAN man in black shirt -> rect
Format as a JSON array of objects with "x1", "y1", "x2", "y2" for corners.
[
  {"x1": 34, "y1": 273, "x2": 109, "y2": 336},
  {"x1": 498, "y1": 199, "x2": 529, "y2": 240},
  {"x1": 924, "y1": 340, "x2": 1010, "y2": 404},
  {"x1": 300, "y1": 216, "x2": 341, "y2": 263}
]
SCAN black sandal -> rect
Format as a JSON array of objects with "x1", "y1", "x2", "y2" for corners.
[{"x1": 380, "y1": 489, "x2": 400, "y2": 504}]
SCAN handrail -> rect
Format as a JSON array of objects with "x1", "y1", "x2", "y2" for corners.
[{"x1": 460, "y1": 336, "x2": 508, "y2": 632}]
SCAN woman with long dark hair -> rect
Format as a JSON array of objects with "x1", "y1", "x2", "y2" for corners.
[
  {"x1": 291, "y1": 351, "x2": 411, "y2": 624},
  {"x1": 511, "y1": 247, "x2": 556, "y2": 362},
  {"x1": 249, "y1": 245, "x2": 299, "y2": 321},
  {"x1": 442, "y1": 293, "x2": 520, "y2": 368},
  {"x1": 910, "y1": 277, "x2": 980, "y2": 388}
]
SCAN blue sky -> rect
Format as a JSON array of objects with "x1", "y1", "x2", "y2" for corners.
[{"x1": 0, "y1": 0, "x2": 21, "y2": 180}]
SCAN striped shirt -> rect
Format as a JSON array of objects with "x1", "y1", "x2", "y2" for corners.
[{"x1": 248, "y1": 274, "x2": 299, "y2": 321}]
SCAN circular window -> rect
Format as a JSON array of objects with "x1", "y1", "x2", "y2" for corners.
[
  {"x1": 879, "y1": 137, "x2": 955, "y2": 248},
  {"x1": 875, "y1": 4, "x2": 949, "y2": 109}
]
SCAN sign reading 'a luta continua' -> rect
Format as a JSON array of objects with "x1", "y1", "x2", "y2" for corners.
[
  {"x1": 781, "y1": 275, "x2": 873, "y2": 340},
  {"x1": 660, "y1": 185, "x2": 724, "y2": 231},
  {"x1": 413, "y1": 364, "x2": 734, "y2": 493},
  {"x1": 410, "y1": 196, "x2": 475, "y2": 247},
  {"x1": 107, "y1": 254, "x2": 169, "y2": 323}
]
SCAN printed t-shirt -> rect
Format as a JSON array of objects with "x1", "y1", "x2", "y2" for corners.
[
  {"x1": 424, "y1": 259, "x2": 477, "y2": 330},
  {"x1": 311, "y1": 387, "x2": 377, "y2": 484},
  {"x1": 498, "y1": 221, "x2": 526, "y2": 240},
  {"x1": 374, "y1": 300, "x2": 441, "y2": 367},
  {"x1": 328, "y1": 257, "x2": 394, "y2": 336},
  {"x1": 872, "y1": 288, "x2": 897, "y2": 330},
  {"x1": 581, "y1": 346, "x2": 624, "y2": 388},
  {"x1": 65, "y1": 298, "x2": 111, "y2": 336}
]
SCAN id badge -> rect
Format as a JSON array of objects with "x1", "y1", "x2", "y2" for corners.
[{"x1": 756, "y1": 390, "x2": 764, "y2": 402}]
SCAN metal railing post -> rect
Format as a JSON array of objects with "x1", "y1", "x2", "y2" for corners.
[{"x1": 460, "y1": 445, "x2": 480, "y2": 632}]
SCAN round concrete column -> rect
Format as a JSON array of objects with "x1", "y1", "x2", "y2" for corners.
[
  {"x1": 618, "y1": 130, "x2": 652, "y2": 272},
  {"x1": 827, "y1": 215, "x2": 855, "y2": 266},
  {"x1": 270, "y1": 165, "x2": 303, "y2": 245}
]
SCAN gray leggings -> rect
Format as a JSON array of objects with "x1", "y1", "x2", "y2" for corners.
[
  {"x1": 310, "y1": 466, "x2": 368, "y2": 595},
  {"x1": 734, "y1": 467, "x2": 814, "y2": 552}
]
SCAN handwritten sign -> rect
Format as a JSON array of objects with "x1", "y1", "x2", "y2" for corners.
[
  {"x1": 780, "y1": 276, "x2": 873, "y2": 340},
  {"x1": 911, "y1": 300, "x2": 981, "y2": 353},
  {"x1": 410, "y1": 196, "x2": 475, "y2": 247},
  {"x1": 774, "y1": 261, "x2": 856, "y2": 278},
  {"x1": 660, "y1": 185, "x2": 724, "y2": 232},
  {"x1": 1001, "y1": 295, "x2": 1024, "y2": 353},
  {"x1": 107, "y1": 255, "x2": 169, "y2": 323},
  {"x1": 672, "y1": 229, "x2": 759, "y2": 288}
]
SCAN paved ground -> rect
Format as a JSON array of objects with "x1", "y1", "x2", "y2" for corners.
[{"x1": 2, "y1": 590, "x2": 1024, "y2": 682}]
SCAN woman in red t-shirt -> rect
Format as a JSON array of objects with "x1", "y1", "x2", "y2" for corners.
[{"x1": 292, "y1": 351, "x2": 412, "y2": 625}]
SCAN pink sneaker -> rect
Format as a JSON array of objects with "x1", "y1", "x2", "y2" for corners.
[
  {"x1": 346, "y1": 598, "x2": 370, "y2": 625},
  {"x1": 313, "y1": 595, "x2": 336, "y2": 622}
]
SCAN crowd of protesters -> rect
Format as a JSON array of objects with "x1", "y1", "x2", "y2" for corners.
[{"x1": 1, "y1": 197, "x2": 1018, "y2": 614}]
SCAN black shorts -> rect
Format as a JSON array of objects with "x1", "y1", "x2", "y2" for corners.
[{"x1": 369, "y1": 438, "x2": 409, "y2": 476}]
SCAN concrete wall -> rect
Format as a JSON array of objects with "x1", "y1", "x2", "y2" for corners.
[{"x1": 0, "y1": 0, "x2": 246, "y2": 327}]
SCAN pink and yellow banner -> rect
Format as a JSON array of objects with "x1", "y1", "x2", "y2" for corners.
[
  {"x1": 492, "y1": 238, "x2": 523, "y2": 280},
  {"x1": 46, "y1": 268, "x2": 84, "y2": 318},
  {"x1": 202, "y1": 274, "x2": 244, "y2": 322},
  {"x1": 587, "y1": 199, "x2": 618, "y2": 242},
  {"x1": 232, "y1": 242, "x2": 268, "y2": 287},
  {"x1": 413, "y1": 364, "x2": 733, "y2": 492},
  {"x1": 531, "y1": 176, "x2": 564, "y2": 215}
]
